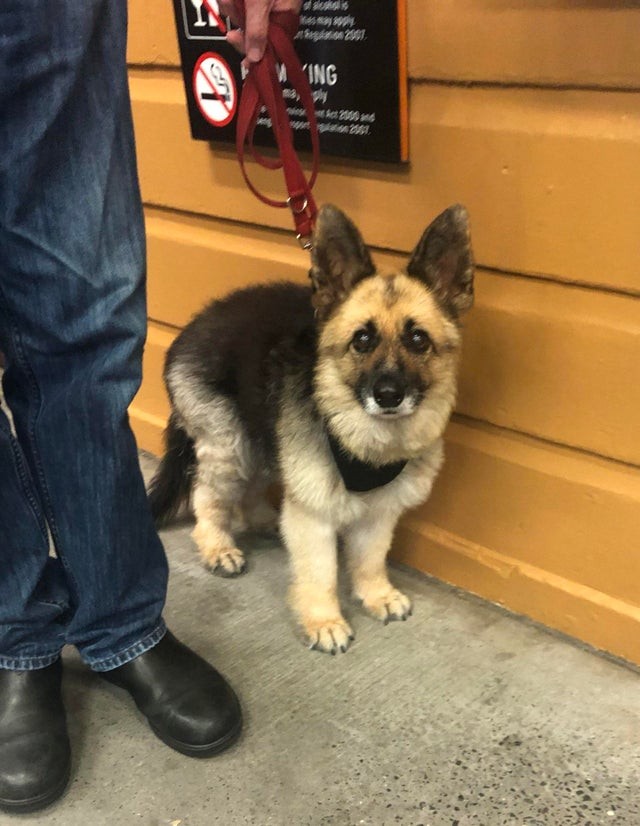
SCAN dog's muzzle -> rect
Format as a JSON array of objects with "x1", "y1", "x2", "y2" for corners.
[
  {"x1": 362, "y1": 372, "x2": 420, "y2": 418},
  {"x1": 373, "y1": 374, "x2": 405, "y2": 410}
]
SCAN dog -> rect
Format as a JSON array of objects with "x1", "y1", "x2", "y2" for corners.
[{"x1": 148, "y1": 203, "x2": 474, "y2": 653}]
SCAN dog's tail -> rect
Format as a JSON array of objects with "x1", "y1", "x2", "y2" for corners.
[{"x1": 148, "y1": 413, "x2": 196, "y2": 526}]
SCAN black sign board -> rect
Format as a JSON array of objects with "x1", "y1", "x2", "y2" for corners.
[{"x1": 172, "y1": 0, "x2": 408, "y2": 163}]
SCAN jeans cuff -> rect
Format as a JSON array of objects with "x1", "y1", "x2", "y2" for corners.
[
  {"x1": 87, "y1": 620, "x2": 167, "y2": 672},
  {"x1": 0, "y1": 651, "x2": 61, "y2": 671}
]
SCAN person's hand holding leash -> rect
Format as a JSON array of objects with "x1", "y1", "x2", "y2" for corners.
[{"x1": 219, "y1": 0, "x2": 303, "y2": 66}]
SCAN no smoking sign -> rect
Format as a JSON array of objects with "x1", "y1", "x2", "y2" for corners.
[
  {"x1": 192, "y1": 53, "x2": 237, "y2": 127},
  {"x1": 175, "y1": 1, "x2": 408, "y2": 162}
]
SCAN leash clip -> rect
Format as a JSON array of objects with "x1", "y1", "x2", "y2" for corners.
[
  {"x1": 296, "y1": 232, "x2": 313, "y2": 251},
  {"x1": 287, "y1": 195, "x2": 309, "y2": 215}
]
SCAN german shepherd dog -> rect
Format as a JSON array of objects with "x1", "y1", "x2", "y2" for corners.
[{"x1": 148, "y1": 204, "x2": 474, "y2": 654}]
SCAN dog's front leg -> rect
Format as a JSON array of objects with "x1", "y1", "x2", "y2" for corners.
[
  {"x1": 344, "y1": 511, "x2": 412, "y2": 624},
  {"x1": 281, "y1": 497, "x2": 354, "y2": 654}
]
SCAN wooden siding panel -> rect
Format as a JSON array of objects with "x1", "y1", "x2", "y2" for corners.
[
  {"x1": 393, "y1": 422, "x2": 640, "y2": 666},
  {"x1": 146, "y1": 212, "x2": 309, "y2": 327},
  {"x1": 128, "y1": 0, "x2": 180, "y2": 66},
  {"x1": 408, "y1": 1, "x2": 640, "y2": 87},
  {"x1": 457, "y1": 272, "x2": 640, "y2": 466},
  {"x1": 127, "y1": 1, "x2": 640, "y2": 89},
  {"x1": 131, "y1": 73, "x2": 640, "y2": 293}
]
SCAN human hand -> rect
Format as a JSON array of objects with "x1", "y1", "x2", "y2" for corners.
[{"x1": 218, "y1": 0, "x2": 303, "y2": 66}]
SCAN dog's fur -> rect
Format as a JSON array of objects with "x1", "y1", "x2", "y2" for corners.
[{"x1": 149, "y1": 204, "x2": 474, "y2": 653}]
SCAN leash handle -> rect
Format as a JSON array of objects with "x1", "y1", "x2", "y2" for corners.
[{"x1": 234, "y1": 4, "x2": 319, "y2": 247}]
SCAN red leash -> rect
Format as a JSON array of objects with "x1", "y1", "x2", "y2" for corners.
[{"x1": 234, "y1": 5, "x2": 319, "y2": 248}]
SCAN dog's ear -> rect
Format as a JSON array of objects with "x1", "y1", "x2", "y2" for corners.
[
  {"x1": 309, "y1": 204, "x2": 375, "y2": 321},
  {"x1": 407, "y1": 204, "x2": 474, "y2": 318}
]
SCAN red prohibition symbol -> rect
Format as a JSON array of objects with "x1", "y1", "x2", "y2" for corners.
[{"x1": 192, "y1": 52, "x2": 237, "y2": 127}]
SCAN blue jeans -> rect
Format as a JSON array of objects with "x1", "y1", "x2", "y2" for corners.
[{"x1": 0, "y1": 0, "x2": 169, "y2": 670}]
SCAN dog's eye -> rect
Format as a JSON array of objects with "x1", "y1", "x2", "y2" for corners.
[
  {"x1": 351, "y1": 325, "x2": 377, "y2": 353},
  {"x1": 405, "y1": 328, "x2": 432, "y2": 354}
]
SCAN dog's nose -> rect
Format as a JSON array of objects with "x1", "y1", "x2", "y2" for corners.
[{"x1": 373, "y1": 375, "x2": 405, "y2": 409}]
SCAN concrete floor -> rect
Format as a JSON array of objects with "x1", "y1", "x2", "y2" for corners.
[{"x1": 10, "y1": 455, "x2": 640, "y2": 826}]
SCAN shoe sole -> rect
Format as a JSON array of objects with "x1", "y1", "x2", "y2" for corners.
[
  {"x1": 149, "y1": 713, "x2": 243, "y2": 758},
  {"x1": 0, "y1": 763, "x2": 70, "y2": 815}
]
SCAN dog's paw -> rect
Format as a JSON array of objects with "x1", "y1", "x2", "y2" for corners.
[
  {"x1": 202, "y1": 547, "x2": 247, "y2": 577},
  {"x1": 303, "y1": 617, "x2": 354, "y2": 655},
  {"x1": 361, "y1": 588, "x2": 412, "y2": 624}
]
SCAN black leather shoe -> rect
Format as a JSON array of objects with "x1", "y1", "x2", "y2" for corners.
[
  {"x1": 0, "y1": 660, "x2": 71, "y2": 814},
  {"x1": 101, "y1": 631, "x2": 242, "y2": 757}
]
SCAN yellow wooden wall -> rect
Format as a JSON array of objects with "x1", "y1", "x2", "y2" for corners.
[{"x1": 127, "y1": 1, "x2": 640, "y2": 664}]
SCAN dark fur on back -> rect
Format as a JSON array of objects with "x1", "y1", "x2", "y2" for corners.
[
  {"x1": 149, "y1": 282, "x2": 316, "y2": 524},
  {"x1": 168, "y1": 281, "x2": 315, "y2": 455}
]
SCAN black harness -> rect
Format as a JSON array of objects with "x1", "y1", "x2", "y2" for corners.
[{"x1": 326, "y1": 430, "x2": 408, "y2": 493}]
